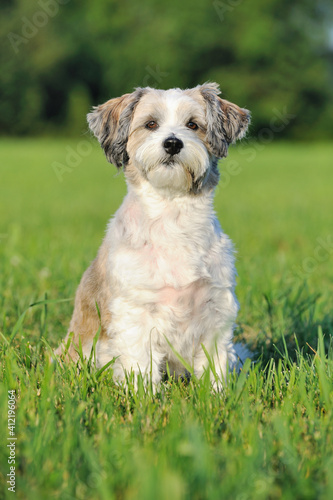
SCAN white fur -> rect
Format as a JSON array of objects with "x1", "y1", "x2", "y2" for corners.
[
  {"x1": 58, "y1": 85, "x2": 251, "y2": 388},
  {"x1": 132, "y1": 90, "x2": 211, "y2": 195},
  {"x1": 96, "y1": 182, "x2": 239, "y2": 385}
]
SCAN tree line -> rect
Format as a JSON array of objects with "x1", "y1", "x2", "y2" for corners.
[{"x1": 1, "y1": 0, "x2": 332, "y2": 139}]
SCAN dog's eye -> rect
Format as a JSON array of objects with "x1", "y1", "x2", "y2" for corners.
[
  {"x1": 186, "y1": 121, "x2": 198, "y2": 130},
  {"x1": 145, "y1": 121, "x2": 158, "y2": 130}
]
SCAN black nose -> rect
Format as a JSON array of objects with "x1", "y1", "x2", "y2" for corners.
[{"x1": 163, "y1": 136, "x2": 184, "y2": 156}]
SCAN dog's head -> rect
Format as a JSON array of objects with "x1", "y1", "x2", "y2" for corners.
[{"x1": 88, "y1": 83, "x2": 250, "y2": 195}]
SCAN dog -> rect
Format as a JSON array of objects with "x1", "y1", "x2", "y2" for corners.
[{"x1": 55, "y1": 82, "x2": 251, "y2": 387}]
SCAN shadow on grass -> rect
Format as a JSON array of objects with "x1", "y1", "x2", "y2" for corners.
[{"x1": 236, "y1": 283, "x2": 333, "y2": 366}]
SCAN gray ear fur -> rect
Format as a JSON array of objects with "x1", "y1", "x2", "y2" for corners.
[
  {"x1": 87, "y1": 88, "x2": 146, "y2": 168},
  {"x1": 199, "y1": 82, "x2": 251, "y2": 158}
]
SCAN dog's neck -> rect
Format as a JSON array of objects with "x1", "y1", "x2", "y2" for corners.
[
  {"x1": 109, "y1": 178, "x2": 220, "y2": 252},
  {"x1": 126, "y1": 178, "x2": 216, "y2": 221}
]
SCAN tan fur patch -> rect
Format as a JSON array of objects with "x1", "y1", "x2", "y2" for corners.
[{"x1": 55, "y1": 241, "x2": 112, "y2": 362}]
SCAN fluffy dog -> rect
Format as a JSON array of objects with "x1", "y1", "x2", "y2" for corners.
[{"x1": 55, "y1": 82, "x2": 250, "y2": 387}]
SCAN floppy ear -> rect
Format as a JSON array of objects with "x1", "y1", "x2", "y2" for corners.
[
  {"x1": 199, "y1": 82, "x2": 251, "y2": 158},
  {"x1": 87, "y1": 88, "x2": 146, "y2": 168}
]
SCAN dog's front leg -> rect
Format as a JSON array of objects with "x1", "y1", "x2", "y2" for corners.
[{"x1": 100, "y1": 327, "x2": 164, "y2": 390}]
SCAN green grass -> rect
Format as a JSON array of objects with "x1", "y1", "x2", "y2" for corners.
[{"x1": 1, "y1": 138, "x2": 333, "y2": 499}]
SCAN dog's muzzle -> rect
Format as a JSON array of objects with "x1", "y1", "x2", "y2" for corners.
[{"x1": 163, "y1": 135, "x2": 184, "y2": 156}]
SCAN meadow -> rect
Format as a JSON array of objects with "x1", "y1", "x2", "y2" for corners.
[{"x1": 0, "y1": 138, "x2": 333, "y2": 499}]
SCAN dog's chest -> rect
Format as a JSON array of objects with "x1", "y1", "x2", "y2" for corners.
[
  {"x1": 110, "y1": 194, "x2": 222, "y2": 290},
  {"x1": 106, "y1": 192, "x2": 235, "y2": 332}
]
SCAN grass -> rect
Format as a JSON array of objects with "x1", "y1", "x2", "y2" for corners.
[{"x1": 0, "y1": 138, "x2": 333, "y2": 499}]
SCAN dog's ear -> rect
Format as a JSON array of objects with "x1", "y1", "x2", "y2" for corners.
[
  {"x1": 199, "y1": 82, "x2": 251, "y2": 158},
  {"x1": 87, "y1": 88, "x2": 146, "y2": 168}
]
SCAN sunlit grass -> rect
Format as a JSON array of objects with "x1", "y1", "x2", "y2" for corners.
[{"x1": 0, "y1": 139, "x2": 333, "y2": 499}]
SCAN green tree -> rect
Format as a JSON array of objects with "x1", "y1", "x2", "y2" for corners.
[{"x1": 0, "y1": 0, "x2": 332, "y2": 138}]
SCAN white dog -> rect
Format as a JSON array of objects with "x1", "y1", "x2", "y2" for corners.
[{"x1": 55, "y1": 82, "x2": 250, "y2": 387}]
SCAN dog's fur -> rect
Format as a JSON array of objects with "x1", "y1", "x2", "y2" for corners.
[{"x1": 55, "y1": 83, "x2": 250, "y2": 386}]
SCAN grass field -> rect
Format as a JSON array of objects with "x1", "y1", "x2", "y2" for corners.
[{"x1": 0, "y1": 138, "x2": 333, "y2": 499}]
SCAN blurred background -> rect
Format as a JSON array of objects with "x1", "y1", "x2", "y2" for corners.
[{"x1": 1, "y1": 0, "x2": 333, "y2": 139}]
